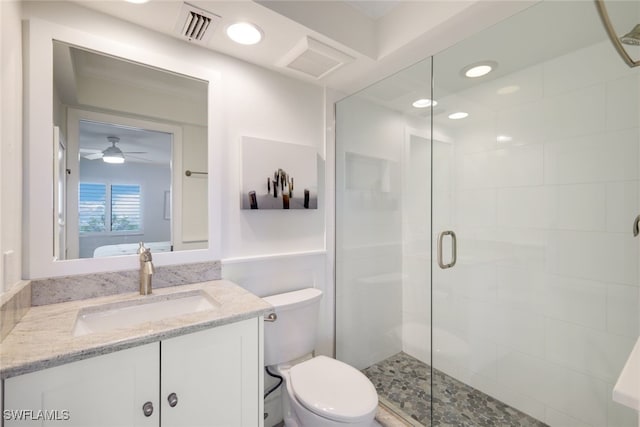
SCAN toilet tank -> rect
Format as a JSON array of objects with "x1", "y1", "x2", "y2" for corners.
[{"x1": 263, "y1": 288, "x2": 322, "y2": 366}]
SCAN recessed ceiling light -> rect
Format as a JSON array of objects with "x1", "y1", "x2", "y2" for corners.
[
  {"x1": 226, "y1": 22, "x2": 263, "y2": 45},
  {"x1": 448, "y1": 112, "x2": 469, "y2": 120},
  {"x1": 496, "y1": 135, "x2": 513, "y2": 143},
  {"x1": 497, "y1": 85, "x2": 520, "y2": 95},
  {"x1": 125, "y1": 0, "x2": 149, "y2": 4},
  {"x1": 462, "y1": 61, "x2": 497, "y2": 78},
  {"x1": 412, "y1": 98, "x2": 437, "y2": 108}
]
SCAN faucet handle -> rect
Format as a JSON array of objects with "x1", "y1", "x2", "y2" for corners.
[{"x1": 138, "y1": 242, "x2": 146, "y2": 254}]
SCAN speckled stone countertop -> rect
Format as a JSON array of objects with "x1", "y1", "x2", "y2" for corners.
[{"x1": 0, "y1": 280, "x2": 273, "y2": 380}]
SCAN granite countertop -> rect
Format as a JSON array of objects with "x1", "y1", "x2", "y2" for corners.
[{"x1": 0, "y1": 280, "x2": 273, "y2": 380}]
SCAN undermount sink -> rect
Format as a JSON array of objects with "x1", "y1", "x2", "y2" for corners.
[{"x1": 73, "y1": 290, "x2": 219, "y2": 337}]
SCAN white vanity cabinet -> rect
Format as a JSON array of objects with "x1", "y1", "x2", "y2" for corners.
[
  {"x1": 4, "y1": 343, "x2": 159, "y2": 427},
  {"x1": 3, "y1": 317, "x2": 262, "y2": 427},
  {"x1": 161, "y1": 318, "x2": 261, "y2": 427}
]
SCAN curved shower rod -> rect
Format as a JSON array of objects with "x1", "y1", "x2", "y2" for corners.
[{"x1": 595, "y1": 0, "x2": 639, "y2": 68}]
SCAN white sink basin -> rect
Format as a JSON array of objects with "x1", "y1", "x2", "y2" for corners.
[{"x1": 73, "y1": 290, "x2": 219, "y2": 337}]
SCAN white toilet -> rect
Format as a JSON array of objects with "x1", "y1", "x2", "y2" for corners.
[{"x1": 263, "y1": 288, "x2": 379, "y2": 427}]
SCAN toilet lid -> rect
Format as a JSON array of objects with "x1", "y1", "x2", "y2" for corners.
[{"x1": 289, "y1": 356, "x2": 378, "y2": 423}]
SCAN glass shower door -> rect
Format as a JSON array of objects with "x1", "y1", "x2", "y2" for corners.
[
  {"x1": 335, "y1": 57, "x2": 433, "y2": 425},
  {"x1": 431, "y1": 1, "x2": 640, "y2": 426}
]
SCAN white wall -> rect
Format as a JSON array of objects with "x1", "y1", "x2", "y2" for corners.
[
  {"x1": 22, "y1": 0, "x2": 327, "y2": 267},
  {"x1": 0, "y1": 0, "x2": 23, "y2": 293},
  {"x1": 432, "y1": 40, "x2": 640, "y2": 427}
]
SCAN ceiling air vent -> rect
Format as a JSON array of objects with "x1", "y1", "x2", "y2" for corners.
[
  {"x1": 175, "y1": 3, "x2": 220, "y2": 44},
  {"x1": 279, "y1": 37, "x2": 354, "y2": 80}
]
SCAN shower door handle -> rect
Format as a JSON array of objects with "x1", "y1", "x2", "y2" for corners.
[
  {"x1": 634, "y1": 215, "x2": 640, "y2": 237},
  {"x1": 437, "y1": 230, "x2": 457, "y2": 269}
]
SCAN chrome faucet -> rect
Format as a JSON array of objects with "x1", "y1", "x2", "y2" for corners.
[{"x1": 138, "y1": 242, "x2": 155, "y2": 295}]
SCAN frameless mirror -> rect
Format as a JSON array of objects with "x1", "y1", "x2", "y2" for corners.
[{"x1": 53, "y1": 41, "x2": 208, "y2": 260}]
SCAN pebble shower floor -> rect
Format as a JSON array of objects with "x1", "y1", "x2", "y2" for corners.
[{"x1": 362, "y1": 352, "x2": 548, "y2": 427}]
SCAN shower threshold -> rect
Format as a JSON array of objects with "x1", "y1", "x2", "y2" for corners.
[{"x1": 362, "y1": 352, "x2": 548, "y2": 427}]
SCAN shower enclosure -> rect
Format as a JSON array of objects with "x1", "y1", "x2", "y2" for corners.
[{"x1": 335, "y1": 1, "x2": 640, "y2": 426}]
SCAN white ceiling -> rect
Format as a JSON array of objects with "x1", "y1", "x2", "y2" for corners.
[
  {"x1": 343, "y1": 1, "x2": 401, "y2": 20},
  {"x1": 68, "y1": 0, "x2": 535, "y2": 94}
]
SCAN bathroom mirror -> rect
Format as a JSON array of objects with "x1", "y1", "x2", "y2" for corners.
[
  {"x1": 53, "y1": 41, "x2": 207, "y2": 260},
  {"x1": 25, "y1": 18, "x2": 221, "y2": 278}
]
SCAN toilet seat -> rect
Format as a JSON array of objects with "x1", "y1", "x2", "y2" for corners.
[{"x1": 289, "y1": 356, "x2": 378, "y2": 424}]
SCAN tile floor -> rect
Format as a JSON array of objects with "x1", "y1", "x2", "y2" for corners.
[{"x1": 362, "y1": 352, "x2": 548, "y2": 427}]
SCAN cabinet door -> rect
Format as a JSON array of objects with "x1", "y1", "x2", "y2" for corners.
[
  {"x1": 4, "y1": 343, "x2": 159, "y2": 427},
  {"x1": 161, "y1": 318, "x2": 262, "y2": 427}
]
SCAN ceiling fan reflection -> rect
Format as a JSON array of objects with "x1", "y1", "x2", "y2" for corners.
[{"x1": 80, "y1": 136, "x2": 147, "y2": 162}]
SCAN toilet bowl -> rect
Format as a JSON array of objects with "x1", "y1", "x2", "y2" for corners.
[
  {"x1": 278, "y1": 356, "x2": 378, "y2": 427},
  {"x1": 263, "y1": 289, "x2": 379, "y2": 427}
]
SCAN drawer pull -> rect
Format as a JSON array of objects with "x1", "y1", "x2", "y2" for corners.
[{"x1": 168, "y1": 392, "x2": 178, "y2": 408}]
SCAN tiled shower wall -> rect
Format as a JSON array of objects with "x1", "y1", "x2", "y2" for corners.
[{"x1": 430, "y1": 40, "x2": 640, "y2": 427}]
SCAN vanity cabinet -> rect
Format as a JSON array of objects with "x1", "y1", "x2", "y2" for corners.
[
  {"x1": 4, "y1": 343, "x2": 159, "y2": 427},
  {"x1": 4, "y1": 318, "x2": 262, "y2": 427}
]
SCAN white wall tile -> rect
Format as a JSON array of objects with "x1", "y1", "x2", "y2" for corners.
[
  {"x1": 454, "y1": 297, "x2": 497, "y2": 343},
  {"x1": 606, "y1": 76, "x2": 639, "y2": 131},
  {"x1": 454, "y1": 122, "x2": 500, "y2": 154},
  {"x1": 461, "y1": 336, "x2": 498, "y2": 379},
  {"x1": 607, "y1": 283, "x2": 640, "y2": 338},
  {"x1": 496, "y1": 264, "x2": 545, "y2": 314},
  {"x1": 494, "y1": 144, "x2": 544, "y2": 187},
  {"x1": 493, "y1": 306, "x2": 545, "y2": 358},
  {"x1": 496, "y1": 99, "x2": 547, "y2": 144},
  {"x1": 458, "y1": 149, "x2": 494, "y2": 189},
  {"x1": 544, "y1": 362, "x2": 609, "y2": 426},
  {"x1": 543, "y1": 43, "x2": 612, "y2": 97},
  {"x1": 449, "y1": 261, "x2": 497, "y2": 304},
  {"x1": 544, "y1": 407, "x2": 593, "y2": 427},
  {"x1": 606, "y1": 181, "x2": 639, "y2": 233},
  {"x1": 544, "y1": 128, "x2": 639, "y2": 185},
  {"x1": 543, "y1": 85, "x2": 606, "y2": 140},
  {"x1": 458, "y1": 143, "x2": 544, "y2": 190},
  {"x1": 545, "y1": 318, "x2": 637, "y2": 383},
  {"x1": 495, "y1": 349, "x2": 549, "y2": 405},
  {"x1": 402, "y1": 311, "x2": 430, "y2": 365},
  {"x1": 456, "y1": 189, "x2": 496, "y2": 228},
  {"x1": 543, "y1": 274, "x2": 607, "y2": 331},
  {"x1": 546, "y1": 183, "x2": 607, "y2": 231},
  {"x1": 401, "y1": 254, "x2": 430, "y2": 316},
  {"x1": 546, "y1": 230, "x2": 638, "y2": 285},
  {"x1": 469, "y1": 371, "x2": 548, "y2": 423},
  {"x1": 496, "y1": 186, "x2": 547, "y2": 229}
]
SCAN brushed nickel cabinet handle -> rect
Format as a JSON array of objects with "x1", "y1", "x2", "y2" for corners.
[
  {"x1": 634, "y1": 215, "x2": 640, "y2": 237},
  {"x1": 142, "y1": 401, "x2": 154, "y2": 417},
  {"x1": 167, "y1": 392, "x2": 178, "y2": 408}
]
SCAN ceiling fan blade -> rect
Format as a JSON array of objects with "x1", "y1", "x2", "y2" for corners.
[
  {"x1": 123, "y1": 151, "x2": 147, "y2": 154},
  {"x1": 126, "y1": 154, "x2": 153, "y2": 162},
  {"x1": 79, "y1": 148, "x2": 101, "y2": 153},
  {"x1": 83, "y1": 152, "x2": 104, "y2": 160}
]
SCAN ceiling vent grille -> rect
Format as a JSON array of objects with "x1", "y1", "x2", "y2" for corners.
[
  {"x1": 279, "y1": 37, "x2": 354, "y2": 80},
  {"x1": 175, "y1": 3, "x2": 220, "y2": 44}
]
